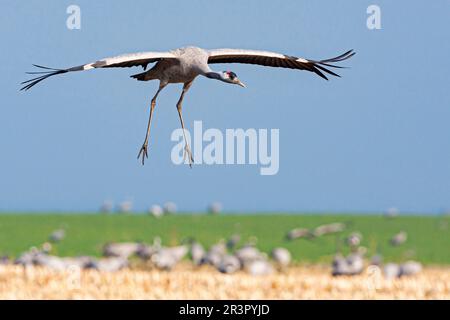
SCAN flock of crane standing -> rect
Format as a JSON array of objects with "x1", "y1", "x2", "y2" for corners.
[{"x1": 0, "y1": 211, "x2": 422, "y2": 279}]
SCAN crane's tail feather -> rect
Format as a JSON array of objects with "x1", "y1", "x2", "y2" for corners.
[
  {"x1": 130, "y1": 70, "x2": 152, "y2": 81},
  {"x1": 20, "y1": 65, "x2": 68, "y2": 91},
  {"x1": 308, "y1": 49, "x2": 355, "y2": 80}
]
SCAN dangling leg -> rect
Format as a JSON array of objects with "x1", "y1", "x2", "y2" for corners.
[
  {"x1": 176, "y1": 81, "x2": 194, "y2": 167},
  {"x1": 137, "y1": 82, "x2": 167, "y2": 165}
]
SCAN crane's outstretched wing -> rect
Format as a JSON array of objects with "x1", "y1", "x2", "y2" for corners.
[
  {"x1": 207, "y1": 49, "x2": 355, "y2": 80},
  {"x1": 21, "y1": 51, "x2": 176, "y2": 91}
]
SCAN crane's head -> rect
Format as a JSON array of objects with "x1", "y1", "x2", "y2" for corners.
[{"x1": 222, "y1": 71, "x2": 246, "y2": 87}]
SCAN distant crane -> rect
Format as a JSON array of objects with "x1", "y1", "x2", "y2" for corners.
[
  {"x1": 271, "y1": 247, "x2": 291, "y2": 271},
  {"x1": 48, "y1": 229, "x2": 65, "y2": 243},
  {"x1": 21, "y1": 46, "x2": 354, "y2": 166},
  {"x1": 390, "y1": 231, "x2": 408, "y2": 246}
]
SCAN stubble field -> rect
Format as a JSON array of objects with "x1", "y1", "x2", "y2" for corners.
[{"x1": 0, "y1": 264, "x2": 449, "y2": 299}]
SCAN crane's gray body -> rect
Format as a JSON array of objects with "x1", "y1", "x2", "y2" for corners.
[{"x1": 132, "y1": 46, "x2": 211, "y2": 84}]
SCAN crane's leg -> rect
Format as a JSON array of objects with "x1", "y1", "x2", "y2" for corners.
[
  {"x1": 176, "y1": 81, "x2": 194, "y2": 167},
  {"x1": 137, "y1": 83, "x2": 167, "y2": 165}
]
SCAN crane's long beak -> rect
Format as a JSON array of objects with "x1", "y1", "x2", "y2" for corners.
[{"x1": 237, "y1": 80, "x2": 246, "y2": 88}]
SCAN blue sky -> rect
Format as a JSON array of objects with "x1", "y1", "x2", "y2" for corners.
[{"x1": 1, "y1": 1, "x2": 449, "y2": 213}]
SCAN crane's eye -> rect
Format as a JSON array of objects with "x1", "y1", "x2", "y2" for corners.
[{"x1": 224, "y1": 71, "x2": 237, "y2": 80}]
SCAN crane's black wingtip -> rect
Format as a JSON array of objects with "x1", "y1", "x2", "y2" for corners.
[
  {"x1": 20, "y1": 65, "x2": 68, "y2": 92},
  {"x1": 310, "y1": 49, "x2": 355, "y2": 80},
  {"x1": 32, "y1": 64, "x2": 64, "y2": 71}
]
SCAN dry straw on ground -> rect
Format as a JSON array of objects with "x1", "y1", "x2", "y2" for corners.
[{"x1": 0, "y1": 264, "x2": 449, "y2": 299}]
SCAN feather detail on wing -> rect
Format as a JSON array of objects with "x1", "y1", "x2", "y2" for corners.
[
  {"x1": 207, "y1": 49, "x2": 355, "y2": 80},
  {"x1": 20, "y1": 51, "x2": 177, "y2": 91}
]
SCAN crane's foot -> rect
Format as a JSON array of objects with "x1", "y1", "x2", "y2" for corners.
[
  {"x1": 137, "y1": 143, "x2": 149, "y2": 165},
  {"x1": 183, "y1": 145, "x2": 194, "y2": 168}
]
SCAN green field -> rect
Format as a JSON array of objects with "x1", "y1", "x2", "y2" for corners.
[{"x1": 0, "y1": 214, "x2": 448, "y2": 264}]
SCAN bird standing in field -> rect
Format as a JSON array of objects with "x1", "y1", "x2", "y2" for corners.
[{"x1": 21, "y1": 46, "x2": 355, "y2": 166}]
